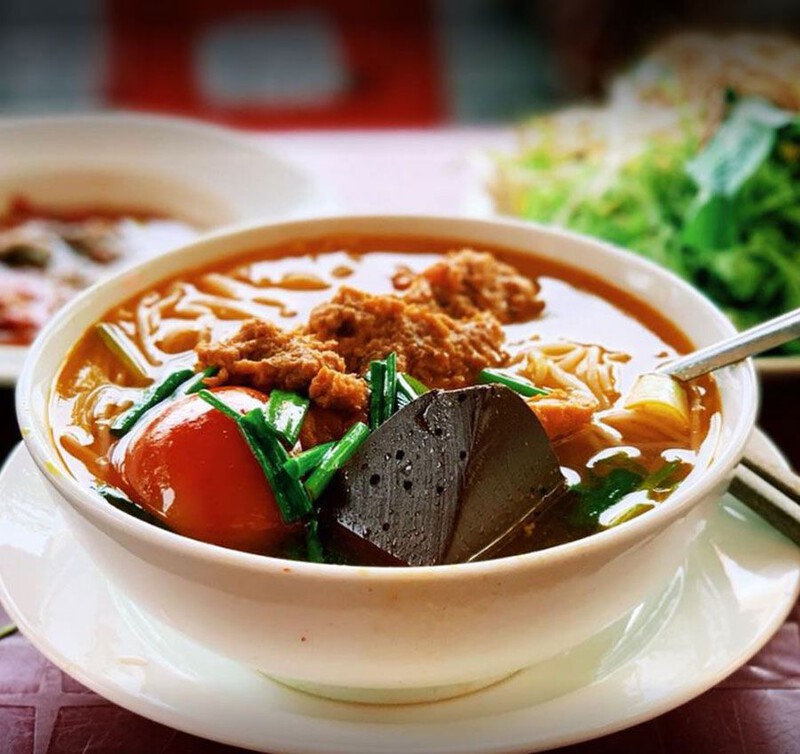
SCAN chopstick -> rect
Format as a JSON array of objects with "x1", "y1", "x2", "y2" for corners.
[{"x1": 730, "y1": 453, "x2": 800, "y2": 547}]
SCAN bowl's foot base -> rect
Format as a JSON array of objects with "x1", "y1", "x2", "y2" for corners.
[{"x1": 268, "y1": 670, "x2": 517, "y2": 705}]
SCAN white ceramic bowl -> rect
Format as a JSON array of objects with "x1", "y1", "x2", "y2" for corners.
[
  {"x1": 0, "y1": 112, "x2": 332, "y2": 384},
  {"x1": 16, "y1": 215, "x2": 758, "y2": 704}
]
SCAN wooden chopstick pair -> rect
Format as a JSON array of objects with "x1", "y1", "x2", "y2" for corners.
[{"x1": 729, "y1": 451, "x2": 800, "y2": 546}]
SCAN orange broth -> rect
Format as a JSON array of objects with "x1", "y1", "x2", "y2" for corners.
[{"x1": 51, "y1": 235, "x2": 720, "y2": 554}]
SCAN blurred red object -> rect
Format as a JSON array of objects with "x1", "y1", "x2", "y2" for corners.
[{"x1": 105, "y1": 0, "x2": 445, "y2": 129}]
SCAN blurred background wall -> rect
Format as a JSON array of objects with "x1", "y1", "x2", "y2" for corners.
[{"x1": 1, "y1": 0, "x2": 799, "y2": 128}]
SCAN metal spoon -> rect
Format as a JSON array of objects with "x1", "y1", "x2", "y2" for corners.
[
  {"x1": 655, "y1": 307, "x2": 800, "y2": 545},
  {"x1": 657, "y1": 307, "x2": 800, "y2": 381}
]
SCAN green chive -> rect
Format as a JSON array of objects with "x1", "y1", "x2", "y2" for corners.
[
  {"x1": 197, "y1": 389, "x2": 242, "y2": 421},
  {"x1": 181, "y1": 366, "x2": 220, "y2": 396},
  {"x1": 241, "y1": 409, "x2": 312, "y2": 522},
  {"x1": 283, "y1": 442, "x2": 336, "y2": 480},
  {"x1": 607, "y1": 503, "x2": 654, "y2": 528},
  {"x1": 95, "y1": 322, "x2": 151, "y2": 384},
  {"x1": 569, "y1": 468, "x2": 644, "y2": 529},
  {"x1": 477, "y1": 368, "x2": 549, "y2": 397},
  {"x1": 266, "y1": 390, "x2": 310, "y2": 446},
  {"x1": 198, "y1": 391, "x2": 311, "y2": 523},
  {"x1": 382, "y1": 352, "x2": 397, "y2": 422},
  {"x1": 305, "y1": 519, "x2": 325, "y2": 563},
  {"x1": 94, "y1": 484, "x2": 170, "y2": 530},
  {"x1": 0, "y1": 623, "x2": 17, "y2": 641},
  {"x1": 369, "y1": 360, "x2": 386, "y2": 430},
  {"x1": 111, "y1": 369, "x2": 195, "y2": 436},
  {"x1": 306, "y1": 422, "x2": 370, "y2": 501},
  {"x1": 396, "y1": 373, "x2": 428, "y2": 408},
  {"x1": 640, "y1": 460, "x2": 682, "y2": 491}
]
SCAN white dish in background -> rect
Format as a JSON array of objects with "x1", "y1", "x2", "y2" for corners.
[
  {"x1": 0, "y1": 112, "x2": 334, "y2": 385},
  {"x1": 0, "y1": 431, "x2": 797, "y2": 753}
]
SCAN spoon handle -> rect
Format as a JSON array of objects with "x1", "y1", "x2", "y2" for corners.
[{"x1": 659, "y1": 307, "x2": 800, "y2": 381}]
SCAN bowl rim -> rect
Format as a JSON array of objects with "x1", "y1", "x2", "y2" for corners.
[
  {"x1": 0, "y1": 109, "x2": 268, "y2": 146},
  {"x1": 16, "y1": 213, "x2": 759, "y2": 582},
  {"x1": 0, "y1": 110, "x2": 329, "y2": 220}
]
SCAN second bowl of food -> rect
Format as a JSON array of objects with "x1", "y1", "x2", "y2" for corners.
[
  {"x1": 0, "y1": 113, "x2": 330, "y2": 383},
  {"x1": 16, "y1": 215, "x2": 757, "y2": 703}
]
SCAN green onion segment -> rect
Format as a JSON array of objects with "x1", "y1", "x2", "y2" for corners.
[
  {"x1": 396, "y1": 373, "x2": 428, "y2": 408},
  {"x1": 198, "y1": 390, "x2": 312, "y2": 523},
  {"x1": 477, "y1": 368, "x2": 549, "y2": 397},
  {"x1": 368, "y1": 360, "x2": 387, "y2": 429},
  {"x1": 306, "y1": 422, "x2": 370, "y2": 501},
  {"x1": 283, "y1": 442, "x2": 336, "y2": 480},
  {"x1": 95, "y1": 323, "x2": 152, "y2": 384},
  {"x1": 93, "y1": 484, "x2": 170, "y2": 530},
  {"x1": 305, "y1": 519, "x2": 325, "y2": 563},
  {"x1": 197, "y1": 389, "x2": 240, "y2": 421},
  {"x1": 110, "y1": 369, "x2": 194, "y2": 437},
  {"x1": 241, "y1": 409, "x2": 312, "y2": 522},
  {"x1": 266, "y1": 390, "x2": 310, "y2": 446},
  {"x1": 381, "y1": 352, "x2": 397, "y2": 424},
  {"x1": 181, "y1": 366, "x2": 220, "y2": 396}
]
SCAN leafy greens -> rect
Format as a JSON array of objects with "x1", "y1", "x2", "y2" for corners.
[{"x1": 496, "y1": 95, "x2": 800, "y2": 352}]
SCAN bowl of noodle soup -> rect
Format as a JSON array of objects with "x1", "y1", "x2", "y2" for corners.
[{"x1": 16, "y1": 215, "x2": 757, "y2": 703}]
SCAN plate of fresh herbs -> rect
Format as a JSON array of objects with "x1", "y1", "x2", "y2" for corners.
[{"x1": 490, "y1": 32, "x2": 800, "y2": 372}]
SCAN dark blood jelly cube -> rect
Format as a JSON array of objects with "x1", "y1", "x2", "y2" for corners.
[{"x1": 319, "y1": 384, "x2": 567, "y2": 566}]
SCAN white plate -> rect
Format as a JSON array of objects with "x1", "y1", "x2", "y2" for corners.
[
  {"x1": 1, "y1": 431, "x2": 798, "y2": 754},
  {"x1": 0, "y1": 113, "x2": 335, "y2": 385}
]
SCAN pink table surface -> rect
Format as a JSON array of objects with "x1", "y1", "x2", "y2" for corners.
[{"x1": 1, "y1": 128, "x2": 799, "y2": 754}]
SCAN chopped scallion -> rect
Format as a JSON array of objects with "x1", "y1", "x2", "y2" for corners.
[
  {"x1": 477, "y1": 368, "x2": 549, "y2": 397},
  {"x1": 198, "y1": 391, "x2": 311, "y2": 522},
  {"x1": 305, "y1": 519, "x2": 325, "y2": 563},
  {"x1": 95, "y1": 322, "x2": 151, "y2": 384},
  {"x1": 110, "y1": 369, "x2": 194, "y2": 437},
  {"x1": 94, "y1": 484, "x2": 170, "y2": 530},
  {"x1": 607, "y1": 503, "x2": 654, "y2": 528},
  {"x1": 0, "y1": 623, "x2": 17, "y2": 641},
  {"x1": 640, "y1": 460, "x2": 682, "y2": 491},
  {"x1": 396, "y1": 373, "x2": 428, "y2": 408},
  {"x1": 181, "y1": 366, "x2": 220, "y2": 396},
  {"x1": 197, "y1": 389, "x2": 241, "y2": 421},
  {"x1": 569, "y1": 468, "x2": 644, "y2": 529},
  {"x1": 306, "y1": 421, "x2": 370, "y2": 501},
  {"x1": 382, "y1": 352, "x2": 397, "y2": 422},
  {"x1": 283, "y1": 442, "x2": 336, "y2": 480},
  {"x1": 266, "y1": 390, "x2": 310, "y2": 446},
  {"x1": 241, "y1": 409, "x2": 312, "y2": 522},
  {"x1": 369, "y1": 360, "x2": 386, "y2": 430}
]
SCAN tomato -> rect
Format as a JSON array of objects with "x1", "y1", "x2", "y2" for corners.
[{"x1": 117, "y1": 386, "x2": 297, "y2": 553}]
